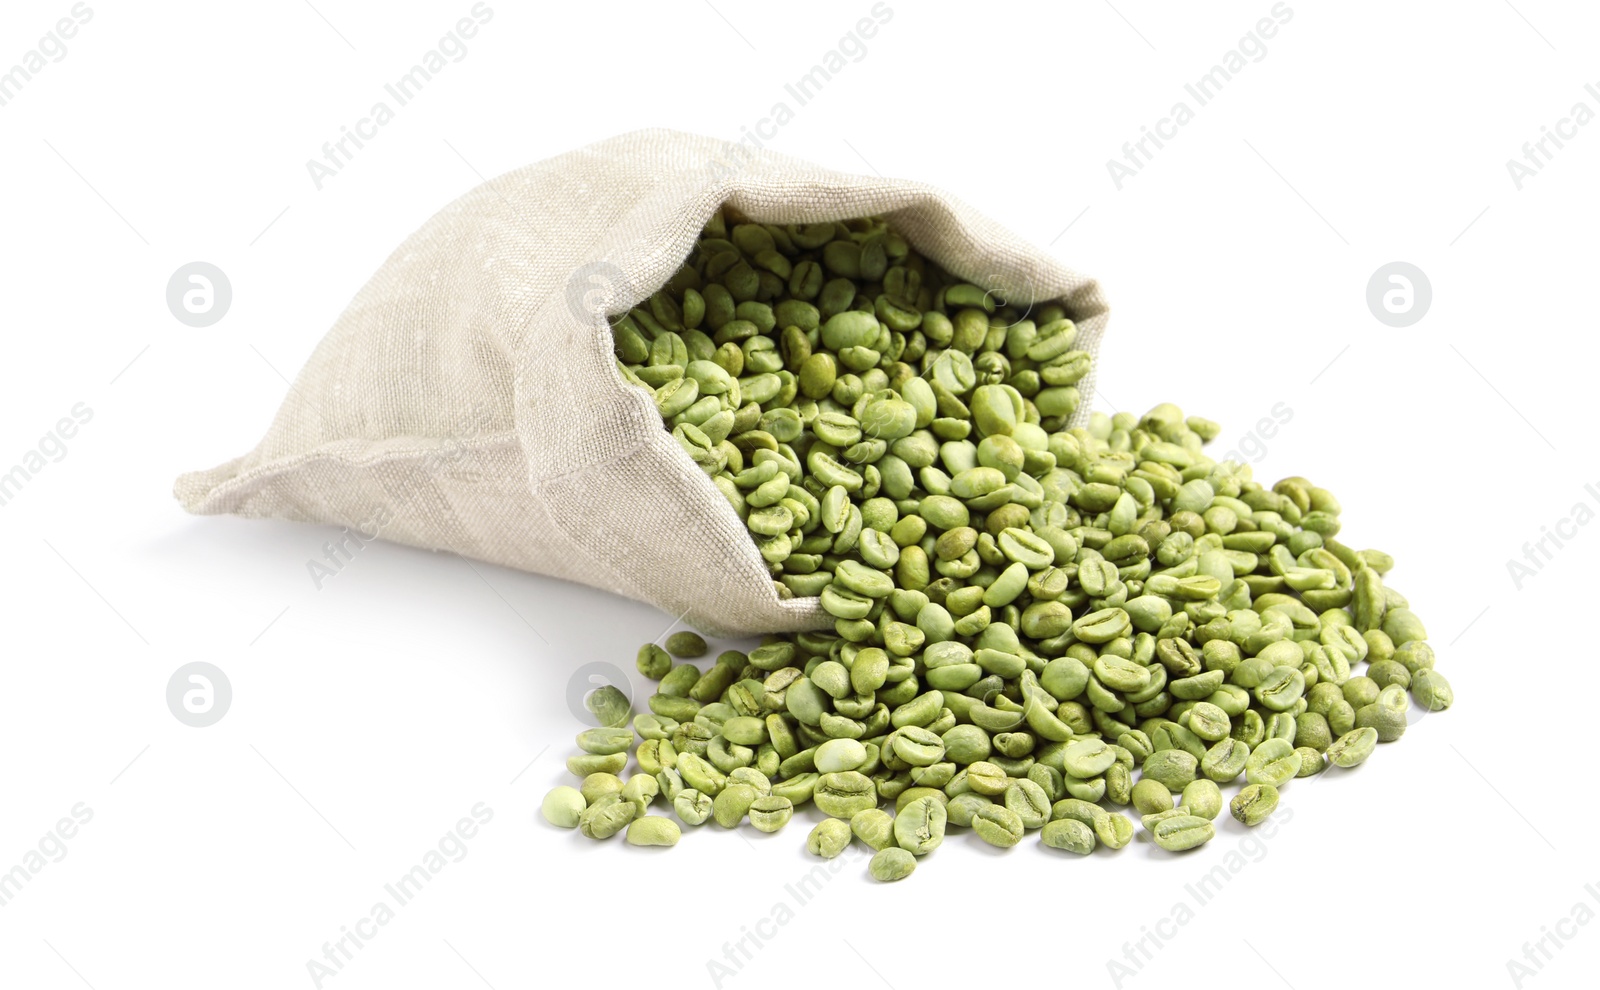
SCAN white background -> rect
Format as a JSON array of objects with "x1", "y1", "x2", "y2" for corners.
[{"x1": 1, "y1": 1, "x2": 1593, "y2": 988}]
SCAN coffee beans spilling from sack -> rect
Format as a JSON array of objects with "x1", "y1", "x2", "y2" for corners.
[{"x1": 542, "y1": 210, "x2": 1452, "y2": 877}]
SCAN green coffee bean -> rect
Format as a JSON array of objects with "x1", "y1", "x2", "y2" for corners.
[
  {"x1": 1201, "y1": 738, "x2": 1250, "y2": 783},
  {"x1": 895, "y1": 796, "x2": 948, "y2": 854},
  {"x1": 666, "y1": 631, "x2": 709, "y2": 658},
  {"x1": 1041, "y1": 818, "x2": 1096, "y2": 854},
  {"x1": 771, "y1": 772, "x2": 818, "y2": 805},
  {"x1": 850, "y1": 808, "x2": 896, "y2": 850},
  {"x1": 1412, "y1": 669, "x2": 1453, "y2": 711},
  {"x1": 541, "y1": 786, "x2": 585, "y2": 828},
  {"x1": 869, "y1": 846, "x2": 917, "y2": 882},
  {"x1": 577, "y1": 726, "x2": 634, "y2": 756},
  {"x1": 625, "y1": 816, "x2": 681, "y2": 847},
  {"x1": 815, "y1": 771, "x2": 878, "y2": 818},
  {"x1": 580, "y1": 772, "x2": 624, "y2": 805},
  {"x1": 1151, "y1": 814, "x2": 1215, "y2": 852},
  {"x1": 1050, "y1": 797, "x2": 1104, "y2": 827},
  {"x1": 1355, "y1": 702, "x2": 1407, "y2": 743},
  {"x1": 656, "y1": 767, "x2": 684, "y2": 802},
  {"x1": 946, "y1": 792, "x2": 993, "y2": 827},
  {"x1": 674, "y1": 789, "x2": 713, "y2": 825},
  {"x1": 748, "y1": 795, "x2": 794, "y2": 832},
  {"x1": 637, "y1": 644, "x2": 672, "y2": 679},
  {"x1": 712, "y1": 783, "x2": 758, "y2": 828},
  {"x1": 1095, "y1": 812, "x2": 1135, "y2": 850},
  {"x1": 1244, "y1": 738, "x2": 1302, "y2": 787},
  {"x1": 1141, "y1": 750, "x2": 1199, "y2": 791},
  {"x1": 815, "y1": 737, "x2": 868, "y2": 773},
  {"x1": 725, "y1": 766, "x2": 770, "y2": 795},
  {"x1": 1004, "y1": 778, "x2": 1052, "y2": 829},
  {"x1": 1326, "y1": 727, "x2": 1379, "y2": 767},
  {"x1": 1131, "y1": 778, "x2": 1173, "y2": 816},
  {"x1": 971, "y1": 804, "x2": 1026, "y2": 847},
  {"x1": 1180, "y1": 779, "x2": 1224, "y2": 821},
  {"x1": 621, "y1": 773, "x2": 658, "y2": 810},
  {"x1": 568, "y1": 753, "x2": 627, "y2": 777},
  {"x1": 593, "y1": 209, "x2": 1450, "y2": 877},
  {"x1": 1293, "y1": 746, "x2": 1326, "y2": 777},
  {"x1": 578, "y1": 795, "x2": 638, "y2": 839},
  {"x1": 1230, "y1": 783, "x2": 1279, "y2": 826},
  {"x1": 965, "y1": 761, "x2": 1012, "y2": 795},
  {"x1": 807, "y1": 818, "x2": 853, "y2": 858}
]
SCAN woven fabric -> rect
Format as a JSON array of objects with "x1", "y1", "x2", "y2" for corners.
[{"x1": 174, "y1": 129, "x2": 1111, "y2": 636}]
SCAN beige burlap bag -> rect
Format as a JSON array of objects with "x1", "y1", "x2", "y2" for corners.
[{"x1": 175, "y1": 129, "x2": 1110, "y2": 636}]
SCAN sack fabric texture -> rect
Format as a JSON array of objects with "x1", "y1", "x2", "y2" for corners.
[{"x1": 175, "y1": 128, "x2": 1111, "y2": 637}]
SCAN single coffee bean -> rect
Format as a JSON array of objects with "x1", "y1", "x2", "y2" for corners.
[
  {"x1": 1244, "y1": 738, "x2": 1302, "y2": 787},
  {"x1": 1151, "y1": 814, "x2": 1215, "y2": 852},
  {"x1": 850, "y1": 808, "x2": 896, "y2": 851},
  {"x1": 665, "y1": 631, "x2": 709, "y2": 658},
  {"x1": 1230, "y1": 783, "x2": 1279, "y2": 826},
  {"x1": 748, "y1": 795, "x2": 795, "y2": 832},
  {"x1": 895, "y1": 796, "x2": 948, "y2": 855},
  {"x1": 578, "y1": 794, "x2": 638, "y2": 840},
  {"x1": 815, "y1": 771, "x2": 878, "y2": 818},
  {"x1": 869, "y1": 846, "x2": 918, "y2": 882},
  {"x1": 625, "y1": 815, "x2": 681, "y2": 847},
  {"x1": 1041, "y1": 818, "x2": 1096, "y2": 854},
  {"x1": 971, "y1": 804, "x2": 1026, "y2": 847},
  {"x1": 806, "y1": 818, "x2": 853, "y2": 858},
  {"x1": 541, "y1": 786, "x2": 585, "y2": 828},
  {"x1": 1326, "y1": 727, "x2": 1379, "y2": 768},
  {"x1": 1180, "y1": 779, "x2": 1224, "y2": 821}
]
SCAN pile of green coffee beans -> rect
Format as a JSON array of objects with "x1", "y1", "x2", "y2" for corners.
[{"x1": 540, "y1": 210, "x2": 1453, "y2": 880}]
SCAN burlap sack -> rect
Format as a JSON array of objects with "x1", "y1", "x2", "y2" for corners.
[{"x1": 175, "y1": 129, "x2": 1110, "y2": 636}]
